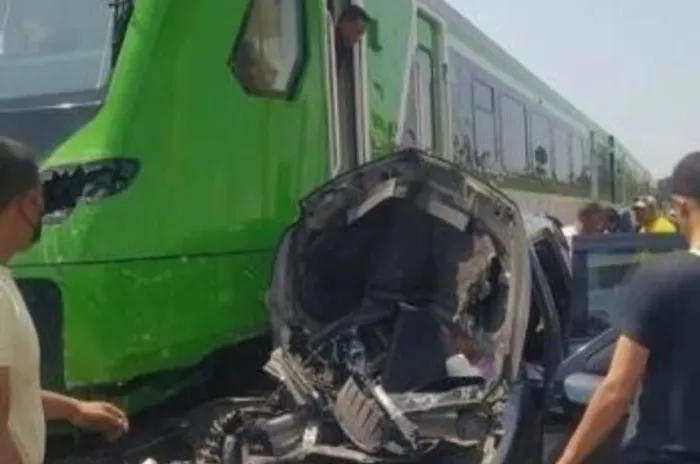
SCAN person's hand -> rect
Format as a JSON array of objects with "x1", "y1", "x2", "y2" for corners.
[{"x1": 70, "y1": 401, "x2": 129, "y2": 441}]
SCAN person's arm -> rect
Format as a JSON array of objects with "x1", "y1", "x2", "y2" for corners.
[
  {"x1": 557, "y1": 264, "x2": 669, "y2": 464},
  {"x1": 43, "y1": 391, "x2": 129, "y2": 440},
  {"x1": 556, "y1": 336, "x2": 648, "y2": 464},
  {"x1": 41, "y1": 390, "x2": 81, "y2": 422},
  {"x1": 0, "y1": 295, "x2": 22, "y2": 464},
  {"x1": 0, "y1": 368, "x2": 22, "y2": 464}
]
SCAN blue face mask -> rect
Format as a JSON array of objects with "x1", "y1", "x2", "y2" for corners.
[{"x1": 20, "y1": 196, "x2": 43, "y2": 246}]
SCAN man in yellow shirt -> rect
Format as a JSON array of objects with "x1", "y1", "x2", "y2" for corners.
[{"x1": 632, "y1": 195, "x2": 677, "y2": 233}]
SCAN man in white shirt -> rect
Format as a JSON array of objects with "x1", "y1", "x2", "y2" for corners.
[
  {"x1": 0, "y1": 137, "x2": 129, "y2": 464},
  {"x1": 562, "y1": 201, "x2": 606, "y2": 251}
]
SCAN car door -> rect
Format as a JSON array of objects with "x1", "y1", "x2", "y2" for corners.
[
  {"x1": 545, "y1": 328, "x2": 629, "y2": 463},
  {"x1": 567, "y1": 232, "x2": 686, "y2": 346},
  {"x1": 518, "y1": 225, "x2": 625, "y2": 463},
  {"x1": 523, "y1": 230, "x2": 584, "y2": 464},
  {"x1": 491, "y1": 222, "x2": 569, "y2": 464},
  {"x1": 491, "y1": 247, "x2": 562, "y2": 464},
  {"x1": 544, "y1": 232, "x2": 687, "y2": 463}
]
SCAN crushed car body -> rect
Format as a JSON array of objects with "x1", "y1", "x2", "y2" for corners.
[
  {"x1": 195, "y1": 150, "x2": 533, "y2": 463},
  {"x1": 54, "y1": 176, "x2": 686, "y2": 463},
  {"x1": 53, "y1": 150, "x2": 558, "y2": 464}
]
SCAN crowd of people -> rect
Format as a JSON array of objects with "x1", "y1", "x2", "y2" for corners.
[{"x1": 559, "y1": 193, "x2": 679, "y2": 251}]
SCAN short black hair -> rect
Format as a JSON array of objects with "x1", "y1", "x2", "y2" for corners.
[
  {"x1": 604, "y1": 205, "x2": 619, "y2": 219},
  {"x1": 577, "y1": 201, "x2": 603, "y2": 220},
  {"x1": 545, "y1": 214, "x2": 563, "y2": 229},
  {"x1": 0, "y1": 137, "x2": 39, "y2": 213},
  {"x1": 338, "y1": 5, "x2": 372, "y2": 23},
  {"x1": 671, "y1": 151, "x2": 700, "y2": 201},
  {"x1": 604, "y1": 206, "x2": 621, "y2": 231}
]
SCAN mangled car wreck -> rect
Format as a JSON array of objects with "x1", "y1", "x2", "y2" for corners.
[
  {"x1": 180, "y1": 150, "x2": 536, "y2": 464},
  {"x1": 65, "y1": 150, "x2": 571, "y2": 464}
]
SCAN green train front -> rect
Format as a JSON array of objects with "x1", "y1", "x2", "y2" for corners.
[
  {"x1": 2, "y1": 0, "x2": 656, "y2": 412},
  {"x1": 4, "y1": 0, "x2": 338, "y2": 406}
]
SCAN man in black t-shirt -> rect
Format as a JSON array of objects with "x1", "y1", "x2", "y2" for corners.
[{"x1": 557, "y1": 151, "x2": 700, "y2": 464}]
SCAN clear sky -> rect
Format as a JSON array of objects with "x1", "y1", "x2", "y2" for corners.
[{"x1": 447, "y1": 0, "x2": 700, "y2": 178}]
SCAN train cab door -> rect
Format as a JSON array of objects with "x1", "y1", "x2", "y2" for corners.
[
  {"x1": 398, "y1": 8, "x2": 450, "y2": 157},
  {"x1": 323, "y1": 0, "x2": 370, "y2": 177}
]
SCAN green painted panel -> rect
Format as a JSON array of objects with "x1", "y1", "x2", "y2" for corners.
[
  {"x1": 364, "y1": 0, "x2": 414, "y2": 154},
  {"x1": 12, "y1": 0, "x2": 334, "y2": 390},
  {"x1": 14, "y1": 252, "x2": 272, "y2": 387}
]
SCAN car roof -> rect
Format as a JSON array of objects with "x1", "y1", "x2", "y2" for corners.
[{"x1": 571, "y1": 232, "x2": 686, "y2": 254}]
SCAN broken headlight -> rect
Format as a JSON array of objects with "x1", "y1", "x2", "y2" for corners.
[{"x1": 41, "y1": 158, "x2": 140, "y2": 223}]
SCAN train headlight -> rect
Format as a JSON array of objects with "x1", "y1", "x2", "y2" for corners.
[{"x1": 41, "y1": 158, "x2": 140, "y2": 224}]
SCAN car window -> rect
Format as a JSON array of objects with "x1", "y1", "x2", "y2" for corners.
[
  {"x1": 533, "y1": 237, "x2": 571, "y2": 318},
  {"x1": 527, "y1": 237, "x2": 569, "y2": 368},
  {"x1": 569, "y1": 233, "x2": 686, "y2": 339},
  {"x1": 586, "y1": 252, "x2": 654, "y2": 330}
]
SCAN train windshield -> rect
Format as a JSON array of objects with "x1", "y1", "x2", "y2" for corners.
[{"x1": 0, "y1": 0, "x2": 113, "y2": 101}]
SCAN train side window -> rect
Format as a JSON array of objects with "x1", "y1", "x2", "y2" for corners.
[
  {"x1": 473, "y1": 80, "x2": 493, "y2": 112},
  {"x1": 402, "y1": 47, "x2": 437, "y2": 153},
  {"x1": 500, "y1": 94, "x2": 528, "y2": 174},
  {"x1": 416, "y1": 47, "x2": 436, "y2": 152},
  {"x1": 571, "y1": 134, "x2": 585, "y2": 182},
  {"x1": 447, "y1": 48, "x2": 474, "y2": 168},
  {"x1": 229, "y1": 0, "x2": 306, "y2": 99},
  {"x1": 473, "y1": 80, "x2": 496, "y2": 167},
  {"x1": 553, "y1": 125, "x2": 572, "y2": 183},
  {"x1": 530, "y1": 112, "x2": 553, "y2": 178}
]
